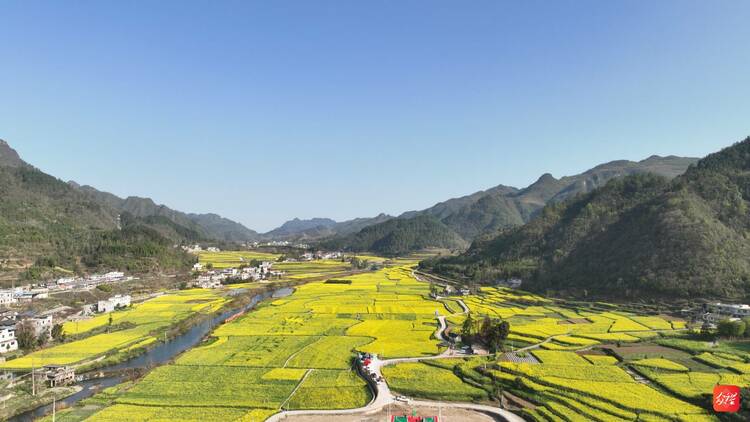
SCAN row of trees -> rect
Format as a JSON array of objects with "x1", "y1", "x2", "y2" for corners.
[{"x1": 460, "y1": 313, "x2": 510, "y2": 353}]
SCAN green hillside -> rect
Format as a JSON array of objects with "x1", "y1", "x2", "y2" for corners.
[
  {"x1": 322, "y1": 215, "x2": 468, "y2": 256},
  {"x1": 423, "y1": 137, "x2": 750, "y2": 300},
  {"x1": 327, "y1": 155, "x2": 696, "y2": 255},
  {"x1": 0, "y1": 141, "x2": 196, "y2": 280}
]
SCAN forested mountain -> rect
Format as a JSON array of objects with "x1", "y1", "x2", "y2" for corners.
[
  {"x1": 326, "y1": 155, "x2": 696, "y2": 254},
  {"x1": 262, "y1": 214, "x2": 393, "y2": 241},
  {"x1": 75, "y1": 185, "x2": 259, "y2": 242},
  {"x1": 422, "y1": 137, "x2": 750, "y2": 300},
  {"x1": 0, "y1": 140, "x2": 195, "y2": 279},
  {"x1": 0, "y1": 140, "x2": 27, "y2": 167},
  {"x1": 405, "y1": 155, "x2": 698, "y2": 240},
  {"x1": 322, "y1": 215, "x2": 468, "y2": 256}
]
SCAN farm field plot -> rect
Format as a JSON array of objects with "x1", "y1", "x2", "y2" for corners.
[
  {"x1": 0, "y1": 289, "x2": 227, "y2": 370},
  {"x1": 64, "y1": 289, "x2": 226, "y2": 335},
  {"x1": 198, "y1": 251, "x2": 281, "y2": 269},
  {"x1": 285, "y1": 369, "x2": 371, "y2": 410},
  {"x1": 382, "y1": 361, "x2": 487, "y2": 402},
  {"x1": 275, "y1": 260, "x2": 353, "y2": 279},
  {"x1": 84, "y1": 265, "x2": 444, "y2": 420}
]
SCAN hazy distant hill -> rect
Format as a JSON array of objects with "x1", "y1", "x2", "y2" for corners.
[
  {"x1": 262, "y1": 214, "x2": 393, "y2": 241},
  {"x1": 76, "y1": 186, "x2": 260, "y2": 242},
  {"x1": 0, "y1": 140, "x2": 194, "y2": 279},
  {"x1": 328, "y1": 155, "x2": 697, "y2": 254},
  {"x1": 423, "y1": 137, "x2": 750, "y2": 300}
]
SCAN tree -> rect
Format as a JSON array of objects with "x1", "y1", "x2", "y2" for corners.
[
  {"x1": 206, "y1": 263, "x2": 214, "y2": 270},
  {"x1": 485, "y1": 319, "x2": 511, "y2": 353},
  {"x1": 743, "y1": 318, "x2": 750, "y2": 337},
  {"x1": 16, "y1": 320, "x2": 36, "y2": 350},
  {"x1": 497, "y1": 320, "x2": 510, "y2": 341},
  {"x1": 717, "y1": 319, "x2": 745, "y2": 338},
  {"x1": 37, "y1": 332, "x2": 49, "y2": 347},
  {"x1": 480, "y1": 316, "x2": 493, "y2": 340},
  {"x1": 461, "y1": 313, "x2": 475, "y2": 344},
  {"x1": 51, "y1": 323, "x2": 65, "y2": 342}
]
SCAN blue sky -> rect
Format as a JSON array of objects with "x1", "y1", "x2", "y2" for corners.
[{"x1": 2, "y1": 1, "x2": 749, "y2": 231}]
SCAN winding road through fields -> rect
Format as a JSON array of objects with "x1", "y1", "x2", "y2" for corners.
[{"x1": 267, "y1": 273, "x2": 525, "y2": 422}]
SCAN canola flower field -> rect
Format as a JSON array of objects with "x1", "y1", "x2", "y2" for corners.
[
  {"x1": 33, "y1": 255, "x2": 750, "y2": 422},
  {"x1": 386, "y1": 286, "x2": 749, "y2": 421},
  {"x1": 0, "y1": 289, "x2": 227, "y2": 370},
  {"x1": 77, "y1": 264, "x2": 445, "y2": 421},
  {"x1": 197, "y1": 251, "x2": 281, "y2": 269}
]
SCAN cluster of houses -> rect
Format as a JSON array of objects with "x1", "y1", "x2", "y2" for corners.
[
  {"x1": 303, "y1": 251, "x2": 342, "y2": 260},
  {"x1": 194, "y1": 262, "x2": 283, "y2": 289},
  {"x1": 0, "y1": 310, "x2": 53, "y2": 355},
  {"x1": 182, "y1": 244, "x2": 221, "y2": 254},
  {"x1": 0, "y1": 291, "x2": 132, "y2": 356},
  {"x1": 701, "y1": 302, "x2": 750, "y2": 325},
  {"x1": 243, "y1": 241, "x2": 311, "y2": 249},
  {"x1": 0, "y1": 272, "x2": 131, "y2": 307},
  {"x1": 495, "y1": 278, "x2": 523, "y2": 288},
  {"x1": 0, "y1": 287, "x2": 49, "y2": 306},
  {"x1": 429, "y1": 284, "x2": 472, "y2": 300}
]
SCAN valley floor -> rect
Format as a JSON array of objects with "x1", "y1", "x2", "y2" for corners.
[{"x1": 30, "y1": 254, "x2": 750, "y2": 421}]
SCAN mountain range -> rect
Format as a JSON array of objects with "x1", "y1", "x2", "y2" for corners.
[
  {"x1": 422, "y1": 137, "x2": 750, "y2": 300},
  {"x1": 0, "y1": 137, "x2": 706, "y2": 293},
  {"x1": 321, "y1": 155, "x2": 698, "y2": 255}
]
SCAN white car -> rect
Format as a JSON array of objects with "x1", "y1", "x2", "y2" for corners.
[{"x1": 395, "y1": 395, "x2": 409, "y2": 403}]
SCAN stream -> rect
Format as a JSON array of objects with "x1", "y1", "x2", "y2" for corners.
[{"x1": 9, "y1": 287, "x2": 294, "y2": 422}]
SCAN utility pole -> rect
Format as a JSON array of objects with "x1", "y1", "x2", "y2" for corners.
[
  {"x1": 52, "y1": 396, "x2": 56, "y2": 422},
  {"x1": 31, "y1": 357, "x2": 35, "y2": 396}
]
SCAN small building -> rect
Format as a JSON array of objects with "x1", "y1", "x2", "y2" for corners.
[
  {"x1": 0, "y1": 290, "x2": 16, "y2": 307},
  {"x1": 29, "y1": 288, "x2": 49, "y2": 299},
  {"x1": 0, "y1": 325, "x2": 18, "y2": 354},
  {"x1": 197, "y1": 279, "x2": 222, "y2": 289},
  {"x1": 193, "y1": 263, "x2": 203, "y2": 271},
  {"x1": 38, "y1": 365, "x2": 75, "y2": 387},
  {"x1": 702, "y1": 303, "x2": 750, "y2": 323},
  {"x1": 22, "y1": 315, "x2": 53, "y2": 337},
  {"x1": 97, "y1": 295, "x2": 131, "y2": 313}
]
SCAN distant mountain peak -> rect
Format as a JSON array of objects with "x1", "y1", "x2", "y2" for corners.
[
  {"x1": 0, "y1": 139, "x2": 27, "y2": 167},
  {"x1": 536, "y1": 173, "x2": 557, "y2": 183}
]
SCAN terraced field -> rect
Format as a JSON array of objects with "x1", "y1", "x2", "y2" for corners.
[
  {"x1": 0, "y1": 289, "x2": 227, "y2": 369},
  {"x1": 385, "y1": 286, "x2": 745, "y2": 421},
  {"x1": 80, "y1": 265, "x2": 445, "y2": 420}
]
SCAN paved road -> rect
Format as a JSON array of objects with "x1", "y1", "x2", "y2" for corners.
[{"x1": 267, "y1": 275, "x2": 525, "y2": 422}]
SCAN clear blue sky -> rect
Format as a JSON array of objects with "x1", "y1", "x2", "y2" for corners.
[{"x1": 2, "y1": 1, "x2": 749, "y2": 231}]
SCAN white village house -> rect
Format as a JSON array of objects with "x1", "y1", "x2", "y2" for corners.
[
  {"x1": 702, "y1": 302, "x2": 750, "y2": 324},
  {"x1": 0, "y1": 325, "x2": 18, "y2": 354},
  {"x1": 97, "y1": 295, "x2": 132, "y2": 313},
  {"x1": 0, "y1": 289, "x2": 16, "y2": 307},
  {"x1": 24, "y1": 315, "x2": 53, "y2": 337}
]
